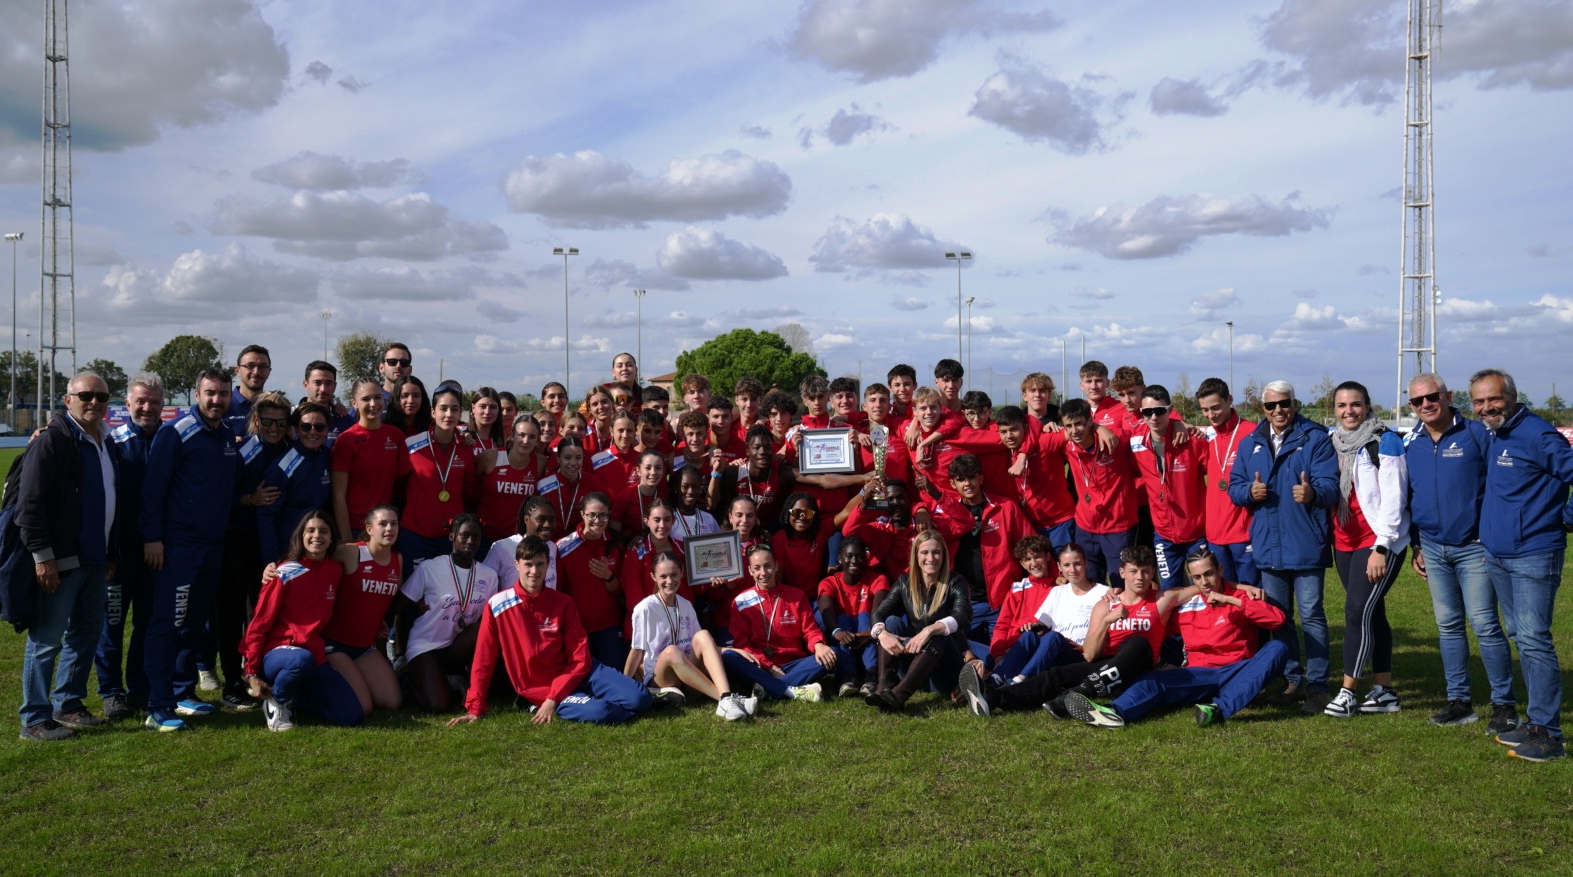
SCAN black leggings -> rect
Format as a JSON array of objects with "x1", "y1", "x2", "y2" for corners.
[
  {"x1": 1333, "y1": 546, "x2": 1406, "y2": 679},
  {"x1": 996, "y1": 636, "x2": 1153, "y2": 710}
]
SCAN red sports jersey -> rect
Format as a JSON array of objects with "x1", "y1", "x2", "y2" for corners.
[
  {"x1": 815, "y1": 571, "x2": 891, "y2": 620},
  {"x1": 1090, "y1": 396, "x2": 1125, "y2": 430},
  {"x1": 1173, "y1": 584, "x2": 1287, "y2": 668},
  {"x1": 770, "y1": 528, "x2": 831, "y2": 592},
  {"x1": 321, "y1": 543, "x2": 402, "y2": 649},
  {"x1": 402, "y1": 431, "x2": 479, "y2": 539},
  {"x1": 478, "y1": 460, "x2": 542, "y2": 541},
  {"x1": 1013, "y1": 430, "x2": 1076, "y2": 529},
  {"x1": 1201, "y1": 414, "x2": 1256, "y2": 545},
  {"x1": 582, "y1": 424, "x2": 613, "y2": 455},
  {"x1": 555, "y1": 529, "x2": 624, "y2": 634},
  {"x1": 242, "y1": 558, "x2": 342, "y2": 672},
  {"x1": 671, "y1": 446, "x2": 714, "y2": 481},
  {"x1": 731, "y1": 463, "x2": 784, "y2": 528},
  {"x1": 586, "y1": 445, "x2": 640, "y2": 495},
  {"x1": 909, "y1": 412, "x2": 966, "y2": 503},
  {"x1": 946, "y1": 421, "x2": 1017, "y2": 500},
  {"x1": 466, "y1": 584, "x2": 590, "y2": 715},
  {"x1": 1065, "y1": 438, "x2": 1139, "y2": 535},
  {"x1": 330, "y1": 422, "x2": 408, "y2": 523},
  {"x1": 840, "y1": 502, "x2": 917, "y2": 580},
  {"x1": 1128, "y1": 423, "x2": 1209, "y2": 543},
  {"x1": 728, "y1": 583, "x2": 825, "y2": 670},
  {"x1": 925, "y1": 494, "x2": 1034, "y2": 608},
  {"x1": 988, "y1": 575, "x2": 1058, "y2": 660},
  {"x1": 537, "y1": 471, "x2": 589, "y2": 537},
  {"x1": 611, "y1": 484, "x2": 664, "y2": 536},
  {"x1": 1103, "y1": 596, "x2": 1165, "y2": 660}
]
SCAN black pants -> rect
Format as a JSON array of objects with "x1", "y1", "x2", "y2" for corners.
[
  {"x1": 215, "y1": 528, "x2": 263, "y2": 685},
  {"x1": 995, "y1": 636, "x2": 1153, "y2": 709},
  {"x1": 1333, "y1": 546, "x2": 1405, "y2": 679}
]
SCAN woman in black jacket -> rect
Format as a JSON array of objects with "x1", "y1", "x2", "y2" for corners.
[{"x1": 865, "y1": 531, "x2": 976, "y2": 712}]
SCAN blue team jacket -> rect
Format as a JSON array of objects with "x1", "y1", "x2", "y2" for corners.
[
  {"x1": 1480, "y1": 405, "x2": 1573, "y2": 559},
  {"x1": 140, "y1": 407, "x2": 240, "y2": 546},
  {"x1": 256, "y1": 441, "x2": 332, "y2": 563},
  {"x1": 110, "y1": 421, "x2": 157, "y2": 552},
  {"x1": 230, "y1": 433, "x2": 289, "y2": 534},
  {"x1": 1404, "y1": 410, "x2": 1492, "y2": 547},
  {"x1": 1227, "y1": 413, "x2": 1339, "y2": 570}
]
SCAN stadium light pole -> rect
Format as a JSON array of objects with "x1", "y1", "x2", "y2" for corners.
[
  {"x1": 5, "y1": 232, "x2": 20, "y2": 423},
  {"x1": 965, "y1": 296, "x2": 975, "y2": 377},
  {"x1": 321, "y1": 311, "x2": 332, "y2": 361},
  {"x1": 554, "y1": 247, "x2": 579, "y2": 398},
  {"x1": 944, "y1": 251, "x2": 971, "y2": 361},
  {"x1": 633, "y1": 288, "x2": 647, "y2": 373},
  {"x1": 1225, "y1": 320, "x2": 1235, "y2": 391}
]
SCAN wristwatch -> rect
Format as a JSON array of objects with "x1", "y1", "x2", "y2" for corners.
[{"x1": 1374, "y1": 545, "x2": 1390, "y2": 557}]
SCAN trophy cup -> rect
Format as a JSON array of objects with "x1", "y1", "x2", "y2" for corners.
[{"x1": 867, "y1": 424, "x2": 892, "y2": 512}]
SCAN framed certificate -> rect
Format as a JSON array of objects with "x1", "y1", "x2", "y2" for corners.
[
  {"x1": 684, "y1": 530, "x2": 743, "y2": 582},
  {"x1": 797, "y1": 427, "x2": 856, "y2": 475}
]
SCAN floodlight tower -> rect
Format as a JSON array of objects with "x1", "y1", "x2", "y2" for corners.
[
  {"x1": 39, "y1": 0, "x2": 76, "y2": 421},
  {"x1": 1396, "y1": 0, "x2": 1440, "y2": 416}
]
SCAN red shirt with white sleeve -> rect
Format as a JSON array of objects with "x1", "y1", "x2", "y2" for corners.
[
  {"x1": 401, "y1": 431, "x2": 479, "y2": 539},
  {"x1": 242, "y1": 559, "x2": 342, "y2": 672},
  {"x1": 728, "y1": 583, "x2": 825, "y2": 671},
  {"x1": 988, "y1": 575, "x2": 1057, "y2": 659},
  {"x1": 465, "y1": 584, "x2": 591, "y2": 716},
  {"x1": 1173, "y1": 583, "x2": 1286, "y2": 667},
  {"x1": 555, "y1": 529, "x2": 624, "y2": 634}
]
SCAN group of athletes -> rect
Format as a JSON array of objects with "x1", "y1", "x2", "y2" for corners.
[{"x1": 56, "y1": 341, "x2": 1573, "y2": 761}]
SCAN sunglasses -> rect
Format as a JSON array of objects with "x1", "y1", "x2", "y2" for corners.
[
  {"x1": 383, "y1": 357, "x2": 412, "y2": 367},
  {"x1": 1140, "y1": 406, "x2": 1169, "y2": 418},
  {"x1": 1262, "y1": 399, "x2": 1294, "y2": 412},
  {"x1": 1408, "y1": 390, "x2": 1443, "y2": 408},
  {"x1": 72, "y1": 391, "x2": 110, "y2": 404},
  {"x1": 613, "y1": 395, "x2": 631, "y2": 404},
  {"x1": 789, "y1": 509, "x2": 817, "y2": 520},
  {"x1": 297, "y1": 422, "x2": 329, "y2": 434},
  {"x1": 258, "y1": 416, "x2": 288, "y2": 428}
]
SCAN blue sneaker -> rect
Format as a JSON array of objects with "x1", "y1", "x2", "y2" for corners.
[
  {"x1": 175, "y1": 698, "x2": 216, "y2": 717},
  {"x1": 1508, "y1": 726, "x2": 1566, "y2": 763},
  {"x1": 144, "y1": 710, "x2": 187, "y2": 732},
  {"x1": 1496, "y1": 726, "x2": 1533, "y2": 747}
]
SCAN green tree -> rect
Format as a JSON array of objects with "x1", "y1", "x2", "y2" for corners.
[
  {"x1": 0, "y1": 350, "x2": 70, "y2": 405},
  {"x1": 675, "y1": 329, "x2": 824, "y2": 400},
  {"x1": 82, "y1": 358, "x2": 128, "y2": 397},
  {"x1": 336, "y1": 331, "x2": 394, "y2": 401},
  {"x1": 1546, "y1": 393, "x2": 1565, "y2": 412},
  {"x1": 143, "y1": 335, "x2": 225, "y2": 403}
]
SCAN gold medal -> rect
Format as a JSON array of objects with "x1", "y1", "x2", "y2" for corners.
[
  {"x1": 1218, "y1": 481, "x2": 1227, "y2": 492},
  {"x1": 438, "y1": 489, "x2": 451, "y2": 503},
  {"x1": 1083, "y1": 492, "x2": 1092, "y2": 503}
]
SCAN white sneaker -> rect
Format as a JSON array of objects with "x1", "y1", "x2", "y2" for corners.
[
  {"x1": 788, "y1": 683, "x2": 822, "y2": 703},
  {"x1": 263, "y1": 697, "x2": 294, "y2": 732},
  {"x1": 1323, "y1": 687, "x2": 1359, "y2": 719},
  {"x1": 1358, "y1": 685, "x2": 1401, "y2": 714},
  {"x1": 716, "y1": 694, "x2": 748, "y2": 721},
  {"x1": 198, "y1": 670, "x2": 221, "y2": 692},
  {"x1": 739, "y1": 695, "x2": 759, "y2": 717}
]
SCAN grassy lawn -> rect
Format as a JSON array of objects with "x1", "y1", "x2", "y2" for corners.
[{"x1": 0, "y1": 434, "x2": 1568, "y2": 873}]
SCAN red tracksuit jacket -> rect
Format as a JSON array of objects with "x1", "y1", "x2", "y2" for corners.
[
  {"x1": 556, "y1": 529, "x2": 625, "y2": 634},
  {"x1": 926, "y1": 494, "x2": 1034, "y2": 608},
  {"x1": 1200, "y1": 414, "x2": 1256, "y2": 545},
  {"x1": 466, "y1": 584, "x2": 591, "y2": 715},
  {"x1": 1173, "y1": 584, "x2": 1286, "y2": 668},
  {"x1": 241, "y1": 558, "x2": 342, "y2": 672},
  {"x1": 841, "y1": 502, "x2": 918, "y2": 580},
  {"x1": 1128, "y1": 423, "x2": 1209, "y2": 543},
  {"x1": 728, "y1": 584, "x2": 825, "y2": 671},
  {"x1": 1065, "y1": 437, "x2": 1139, "y2": 535},
  {"x1": 1015, "y1": 430, "x2": 1076, "y2": 529},
  {"x1": 988, "y1": 575, "x2": 1058, "y2": 659}
]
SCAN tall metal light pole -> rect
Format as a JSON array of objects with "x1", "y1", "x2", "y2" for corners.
[
  {"x1": 965, "y1": 296, "x2": 975, "y2": 376},
  {"x1": 944, "y1": 251, "x2": 971, "y2": 361},
  {"x1": 633, "y1": 288, "x2": 647, "y2": 373},
  {"x1": 1225, "y1": 320, "x2": 1235, "y2": 390},
  {"x1": 321, "y1": 310, "x2": 332, "y2": 360},
  {"x1": 553, "y1": 247, "x2": 579, "y2": 398},
  {"x1": 5, "y1": 232, "x2": 20, "y2": 423},
  {"x1": 1060, "y1": 338, "x2": 1067, "y2": 405}
]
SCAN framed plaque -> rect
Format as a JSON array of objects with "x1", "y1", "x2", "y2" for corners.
[
  {"x1": 797, "y1": 427, "x2": 856, "y2": 475},
  {"x1": 684, "y1": 530, "x2": 743, "y2": 582}
]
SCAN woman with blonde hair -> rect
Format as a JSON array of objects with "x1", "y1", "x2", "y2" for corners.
[{"x1": 865, "y1": 531, "x2": 975, "y2": 712}]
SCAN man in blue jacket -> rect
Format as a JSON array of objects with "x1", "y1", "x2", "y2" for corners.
[
  {"x1": 1470, "y1": 368, "x2": 1573, "y2": 762},
  {"x1": 1404, "y1": 372, "x2": 1518, "y2": 734},
  {"x1": 1228, "y1": 380, "x2": 1339, "y2": 716},
  {"x1": 15, "y1": 373, "x2": 119, "y2": 741},
  {"x1": 140, "y1": 368, "x2": 240, "y2": 732}
]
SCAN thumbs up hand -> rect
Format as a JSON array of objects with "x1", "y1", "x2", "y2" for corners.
[
  {"x1": 1293, "y1": 470, "x2": 1315, "y2": 504},
  {"x1": 1249, "y1": 470, "x2": 1268, "y2": 501}
]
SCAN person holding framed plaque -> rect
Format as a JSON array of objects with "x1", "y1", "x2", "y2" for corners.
[{"x1": 692, "y1": 496, "x2": 766, "y2": 638}]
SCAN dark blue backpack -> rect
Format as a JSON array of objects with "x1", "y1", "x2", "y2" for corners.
[{"x1": 0, "y1": 448, "x2": 38, "y2": 632}]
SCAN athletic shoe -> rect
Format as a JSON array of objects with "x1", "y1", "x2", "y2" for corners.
[
  {"x1": 1301, "y1": 689, "x2": 1333, "y2": 716},
  {"x1": 19, "y1": 719, "x2": 74, "y2": 742},
  {"x1": 837, "y1": 681, "x2": 859, "y2": 698},
  {"x1": 1043, "y1": 695, "x2": 1072, "y2": 721},
  {"x1": 446, "y1": 674, "x2": 468, "y2": 693},
  {"x1": 1508, "y1": 725, "x2": 1566, "y2": 762},
  {"x1": 1496, "y1": 726, "x2": 1533, "y2": 747},
  {"x1": 957, "y1": 662, "x2": 989, "y2": 717},
  {"x1": 1358, "y1": 685, "x2": 1401, "y2": 714},
  {"x1": 716, "y1": 693, "x2": 748, "y2": 722},
  {"x1": 1429, "y1": 699, "x2": 1478, "y2": 726},
  {"x1": 144, "y1": 710, "x2": 187, "y2": 733},
  {"x1": 1488, "y1": 703, "x2": 1520, "y2": 736},
  {"x1": 1061, "y1": 692, "x2": 1125, "y2": 728},
  {"x1": 651, "y1": 686, "x2": 687, "y2": 708},
  {"x1": 263, "y1": 697, "x2": 294, "y2": 732},
  {"x1": 52, "y1": 709, "x2": 106, "y2": 730},
  {"x1": 1194, "y1": 703, "x2": 1224, "y2": 727},
  {"x1": 197, "y1": 669, "x2": 221, "y2": 691},
  {"x1": 102, "y1": 694, "x2": 133, "y2": 722},
  {"x1": 857, "y1": 681, "x2": 875, "y2": 699},
  {"x1": 738, "y1": 695, "x2": 759, "y2": 717},
  {"x1": 174, "y1": 697, "x2": 216, "y2": 717},
  {"x1": 1323, "y1": 688, "x2": 1359, "y2": 718},
  {"x1": 1267, "y1": 681, "x2": 1304, "y2": 706},
  {"x1": 221, "y1": 684, "x2": 259, "y2": 712},
  {"x1": 788, "y1": 683, "x2": 822, "y2": 703}
]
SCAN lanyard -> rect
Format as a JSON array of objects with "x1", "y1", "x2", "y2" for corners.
[
  {"x1": 676, "y1": 510, "x2": 699, "y2": 538},
  {"x1": 660, "y1": 595, "x2": 682, "y2": 643},
  {"x1": 429, "y1": 433, "x2": 459, "y2": 490},
  {"x1": 1211, "y1": 418, "x2": 1244, "y2": 480},
  {"x1": 449, "y1": 557, "x2": 477, "y2": 621},
  {"x1": 759, "y1": 591, "x2": 782, "y2": 643},
  {"x1": 554, "y1": 476, "x2": 583, "y2": 527}
]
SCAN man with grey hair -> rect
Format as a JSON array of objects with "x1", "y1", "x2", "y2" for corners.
[
  {"x1": 15, "y1": 372, "x2": 119, "y2": 741},
  {"x1": 1470, "y1": 368, "x2": 1573, "y2": 762},
  {"x1": 1227, "y1": 379, "x2": 1339, "y2": 716},
  {"x1": 94, "y1": 373, "x2": 165, "y2": 721}
]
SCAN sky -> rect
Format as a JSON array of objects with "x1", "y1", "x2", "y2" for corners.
[{"x1": 0, "y1": 0, "x2": 1571, "y2": 410}]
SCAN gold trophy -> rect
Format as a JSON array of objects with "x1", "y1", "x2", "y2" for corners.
[{"x1": 868, "y1": 424, "x2": 891, "y2": 512}]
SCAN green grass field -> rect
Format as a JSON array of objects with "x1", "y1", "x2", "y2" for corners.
[{"x1": 1, "y1": 438, "x2": 1569, "y2": 875}]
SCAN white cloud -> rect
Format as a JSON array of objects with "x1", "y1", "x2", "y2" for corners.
[
  {"x1": 1074, "y1": 287, "x2": 1116, "y2": 300},
  {"x1": 942, "y1": 314, "x2": 997, "y2": 333},
  {"x1": 251, "y1": 152, "x2": 424, "y2": 190},
  {"x1": 580, "y1": 257, "x2": 690, "y2": 292},
  {"x1": 656, "y1": 227, "x2": 788, "y2": 280},
  {"x1": 1190, "y1": 287, "x2": 1241, "y2": 317},
  {"x1": 501, "y1": 150, "x2": 792, "y2": 229},
  {"x1": 661, "y1": 311, "x2": 710, "y2": 328},
  {"x1": 1149, "y1": 77, "x2": 1228, "y2": 117},
  {"x1": 969, "y1": 60, "x2": 1117, "y2": 153},
  {"x1": 786, "y1": 0, "x2": 1061, "y2": 82},
  {"x1": 583, "y1": 312, "x2": 638, "y2": 329},
  {"x1": 524, "y1": 335, "x2": 611, "y2": 354},
  {"x1": 101, "y1": 243, "x2": 318, "y2": 316},
  {"x1": 212, "y1": 191, "x2": 508, "y2": 261},
  {"x1": 1062, "y1": 322, "x2": 1166, "y2": 347},
  {"x1": 474, "y1": 334, "x2": 518, "y2": 354},
  {"x1": 1054, "y1": 193, "x2": 1332, "y2": 259},
  {"x1": 1287, "y1": 302, "x2": 1345, "y2": 330},
  {"x1": 810, "y1": 213, "x2": 968, "y2": 273},
  {"x1": 1192, "y1": 325, "x2": 1268, "y2": 354},
  {"x1": 891, "y1": 296, "x2": 929, "y2": 311},
  {"x1": 728, "y1": 306, "x2": 802, "y2": 320},
  {"x1": 816, "y1": 332, "x2": 857, "y2": 349}
]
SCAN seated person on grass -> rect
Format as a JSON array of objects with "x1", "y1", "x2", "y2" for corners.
[
  {"x1": 721, "y1": 543, "x2": 851, "y2": 703},
  {"x1": 624, "y1": 551, "x2": 753, "y2": 721},
  {"x1": 815, "y1": 537, "x2": 892, "y2": 697},
  {"x1": 866, "y1": 533, "x2": 979, "y2": 713},
  {"x1": 977, "y1": 540, "x2": 1110, "y2": 707}
]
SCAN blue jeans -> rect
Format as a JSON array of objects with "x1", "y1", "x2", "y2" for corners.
[
  {"x1": 19, "y1": 562, "x2": 108, "y2": 728},
  {"x1": 1487, "y1": 550, "x2": 1563, "y2": 736},
  {"x1": 1422, "y1": 539, "x2": 1516, "y2": 705},
  {"x1": 1259, "y1": 567, "x2": 1329, "y2": 690},
  {"x1": 816, "y1": 609, "x2": 877, "y2": 671},
  {"x1": 993, "y1": 630, "x2": 1078, "y2": 681}
]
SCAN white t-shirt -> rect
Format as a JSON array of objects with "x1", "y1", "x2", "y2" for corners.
[
  {"x1": 669, "y1": 509, "x2": 720, "y2": 546},
  {"x1": 401, "y1": 555, "x2": 500, "y2": 661},
  {"x1": 629, "y1": 593, "x2": 702, "y2": 682},
  {"x1": 482, "y1": 536, "x2": 557, "y2": 592},
  {"x1": 1035, "y1": 583, "x2": 1111, "y2": 646}
]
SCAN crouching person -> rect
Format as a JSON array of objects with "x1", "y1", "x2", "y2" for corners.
[{"x1": 450, "y1": 536, "x2": 652, "y2": 726}]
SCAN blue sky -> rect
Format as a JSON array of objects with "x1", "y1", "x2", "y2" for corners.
[{"x1": 1, "y1": 0, "x2": 1570, "y2": 407}]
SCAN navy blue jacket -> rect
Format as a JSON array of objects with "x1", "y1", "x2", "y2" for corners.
[
  {"x1": 1480, "y1": 405, "x2": 1573, "y2": 559},
  {"x1": 256, "y1": 440, "x2": 332, "y2": 563},
  {"x1": 141, "y1": 407, "x2": 240, "y2": 546},
  {"x1": 223, "y1": 387, "x2": 256, "y2": 437},
  {"x1": 16, "y1": 414, "x2": 120, "y2": 569},
  {"x1": 1227, "y1": 413, "x2": 1339, "y2": 570},
  {"x1": 1404, "y1": 410, "x2": 1492, "y2": 547},
  {"x1": 229, "y1": 433, "x2": 289, "y2": 534},
  {"x1": 110, "y1": 421, "x2": 158, "y2": 552}
]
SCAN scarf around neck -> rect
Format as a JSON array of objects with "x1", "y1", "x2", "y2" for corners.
[{"x1": 1330, "y1": 416, "x2": 1383, "y2": 525}]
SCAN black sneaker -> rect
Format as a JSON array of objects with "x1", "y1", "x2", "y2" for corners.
[
  {"x1": 1488, "y1": 703, "x2": 1520, "y2": 736},
  {"x1": 957, "y1": 662, "x2": 989, "y2": 717},
  {"x1": 1194, "y1": 703, "x2": 1224, "y2": 727},
  {"x1": 221, "y1": 684, "x2": 259, "y2": 712},
  {"x1": 1429, "y1": 699, "x2": 1478, "y2": 726},
  {"x1": 1301, "y1": 689, "x2": 1333, "y2": 716},
  {"x1": 20, "y1": 719, "x2": 75, "y2": 742},
  {"x1": 1267, "y1": 681, "x2": 1304, "y2": 706},
  {"x1": 53, "y1": 708, "x2": 106, "y2": 730},
  {"x1": 101, "y1": 694, "x2": 133, "y2": 721},
  {"x1": 1042, "y1": 695, "x2": 1071, "y2": 720}
]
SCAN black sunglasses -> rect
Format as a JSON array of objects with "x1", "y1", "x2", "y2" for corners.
[
  {"x1": 297, "y1": 422, "x2": 329, "y2": 433},
  {"x1": 1408, "y1": 390, "x2": 1443, "y2": 408},
  {"x1": 383, "y1": 357, "x2": 411, "y2": 367},
  {"x1": 1262, "y1": 399, "x2": 1294, "y2": 411},
  {"x1": 72, "y1": 391, "x2": 110, "y2": 404},
  {"x1": 258, "y1": 416, "x2": 288, "y2": 428},
  {"x1": 1140, "y1": 406, "x2": 1169, "y2": 418}
]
